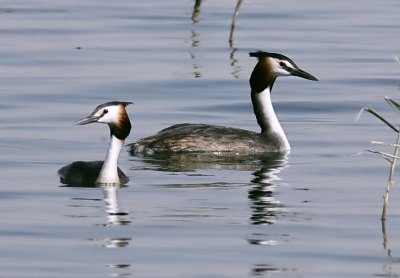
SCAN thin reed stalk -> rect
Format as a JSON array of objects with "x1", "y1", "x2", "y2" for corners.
[
  {"x1": 357, "y1": 95, "x2": 400, "y2": 220},
  {"x1": 381, "y1": 131, "x2": 400, "y2": 220}
]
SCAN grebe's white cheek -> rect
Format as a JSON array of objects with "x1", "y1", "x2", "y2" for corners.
[
  {"x1": 276, "y1": 68, "x2": 291, "y2": 77},
  {"x1": 98, "y1": 106, "x2": 120, "y2": 124},
  {"x1": 97, "y1": 117, "x2": 108, "y2": 124},
  {"x1": 270, "y1": 59, "x2": 291, "y2": 77}
]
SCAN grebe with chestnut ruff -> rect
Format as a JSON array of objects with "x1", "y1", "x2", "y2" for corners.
[
  {"x1": 59, "y1": 101, "x2": 132, "y2": 186},
  {"x1": 129, "y1": 51, "x2": 317, "y2": 155}
]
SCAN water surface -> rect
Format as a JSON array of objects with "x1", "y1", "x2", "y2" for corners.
[{"x1": 1, "y1": 0, "x2": 400, "y2": 277}]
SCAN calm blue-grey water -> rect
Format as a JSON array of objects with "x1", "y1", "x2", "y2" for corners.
[{"x1": 1, "y1": 0, "x2": 400, "y2": 277}]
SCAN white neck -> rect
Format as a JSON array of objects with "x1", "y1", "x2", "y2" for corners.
[
  {"x1": 96, "y1": 135, "x2": 124, "y2": 184},
  {"x1": 251, "y1": 87, "x2": 290, "y2": 151}
]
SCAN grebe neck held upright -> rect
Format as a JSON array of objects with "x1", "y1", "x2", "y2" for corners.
[
  {"x1": 130, "y1": 50, "x2": 318, "y2": 155},
  {"x1": 58, "y1": 101, "x2": 132, "y2": 186},
  {"x1": 251, "y1": 81, "x2": 289, "y2": 150}
]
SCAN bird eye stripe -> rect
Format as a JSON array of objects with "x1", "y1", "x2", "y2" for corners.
[{"x1": 279, "y1": 61, "x2": 295, "y2": 72}]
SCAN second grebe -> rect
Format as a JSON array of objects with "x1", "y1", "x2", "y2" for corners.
[
  {"x1": 129, "y1": 51, "x2": 317, "y2": 155},
  {"x1": 58, "y1": 101, "x2": 132, "y2": 186}
]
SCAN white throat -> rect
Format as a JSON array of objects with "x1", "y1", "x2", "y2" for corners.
[
  {"x1": 96, "y1": 135, "x2": 124, "y2": 184},
  {"x1": 252, "y1": 87, "x2": 290, "y2": 151}
]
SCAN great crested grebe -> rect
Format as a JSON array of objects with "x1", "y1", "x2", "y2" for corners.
[
  {"x1": 58, "y1": 101, "x2": 132, "y2": 186},
  {"x1": 129, "y1": 50, "x2": 318, "y2": 155}
]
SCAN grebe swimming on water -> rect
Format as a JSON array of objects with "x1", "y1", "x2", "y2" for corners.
[
  {"x1": 129, "y1": 51, "x2": 318, "y2": 155},
  {"x1": 58, "y1": 101, "x2": 132, "y2": 186}
]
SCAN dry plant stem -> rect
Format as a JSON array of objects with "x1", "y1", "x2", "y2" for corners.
[
  {"x1": 381, "y1": 131, "x2": 400, "y2": 220},
  {"x1": 229, "y1": 0, "x2": 243, "y2": 46},
  {"x1": 371, "y1": 140, "x2": 400, "y2": 148}
]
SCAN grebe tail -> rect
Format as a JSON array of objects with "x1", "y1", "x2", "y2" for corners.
[
  {"x1": 129, "y1": 50, "x2": 317, "y2": 155},
  {"x1": 58, "y1": 101, "x2": 132, "y2": 186}
]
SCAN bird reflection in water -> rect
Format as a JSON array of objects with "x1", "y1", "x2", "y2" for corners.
[
  {"x1": 62, "y1": 183, "x2": 132, "y2": 275},
  {"x1": 102, "y1": 184, "x2": 130, "y2": 226},
  {"x1": 61, "y1": 182, "x2": 130, "y2": 227},
  {"x1": 249, "y1": 153, "x2": 288, "y2": 225},
  {"x1": 133, "y1": 151, "x2": 288, "y2": 226},
  {"x1": 96, "y1": 185, "x2": 132, "y2": 278}
]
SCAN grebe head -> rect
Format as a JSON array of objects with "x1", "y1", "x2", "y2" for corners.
[
  {"x1": 249, "y1": 50, "x2": 318, "y2": 93},
  {"x1": 76, "y1": 101, "x2": 132, "y2": 140}
]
